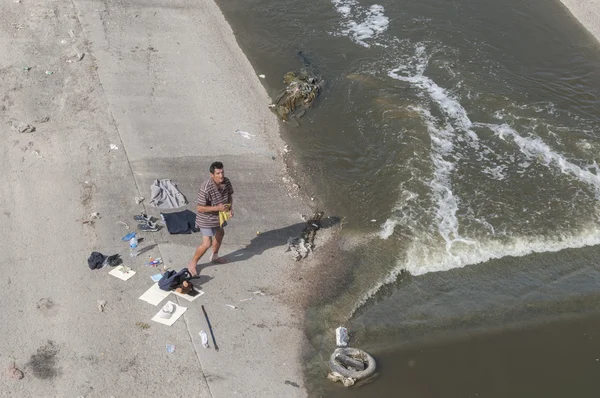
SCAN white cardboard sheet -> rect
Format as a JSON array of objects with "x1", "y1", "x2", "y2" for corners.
[
  {"x1": 109, "y1": 266, "x2": 136, "y2": 281},
  {"x1": 139, "y1": 283, "x2": 170, "y2": 306}
]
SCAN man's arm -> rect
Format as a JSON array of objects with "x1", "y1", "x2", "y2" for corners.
[
  {"x1": 197, "y1": 203, "x2": 227, "y2": 213},
  {"x1": 196, "y1": 185, "x2": 227, "y2": 213}
]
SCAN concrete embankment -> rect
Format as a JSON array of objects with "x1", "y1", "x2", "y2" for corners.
[{"x1": 0, "y1": 0, "x2": 312, "y2": 396}]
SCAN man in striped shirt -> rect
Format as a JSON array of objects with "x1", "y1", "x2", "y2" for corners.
[{"x1": 188, "y1": 161, "x2": 234, "y2": 276}]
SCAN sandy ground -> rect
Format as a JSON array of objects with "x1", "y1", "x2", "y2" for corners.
[
  {"x1": 558, "y1": 0, "x2": 600, "y2": 42},
  {"x1": 0, "y1": 0, "x2": 313, "y2": 396}
]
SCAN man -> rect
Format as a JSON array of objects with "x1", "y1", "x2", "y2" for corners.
[{"x1": 188, "y1": 161, "x2": 234, "y2": 276}]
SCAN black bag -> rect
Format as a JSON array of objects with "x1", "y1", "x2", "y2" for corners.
[{"x1": 158, "y1": 268, "x2": 192, "y2": 291}]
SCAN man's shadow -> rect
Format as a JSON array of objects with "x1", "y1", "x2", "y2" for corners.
[{"x1": 201, "y1": 216, "x2": 341, "y2": 270}]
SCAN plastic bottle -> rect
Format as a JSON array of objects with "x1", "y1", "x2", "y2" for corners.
[{"x1": 129, "y1": 234, "x2": 139, "y2": 257}]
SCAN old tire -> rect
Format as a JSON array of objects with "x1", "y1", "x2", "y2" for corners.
[{"x1": 328, "y1": 347, "x2": 376, "y2": 380}]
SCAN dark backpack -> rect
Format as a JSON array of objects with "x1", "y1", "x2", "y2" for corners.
[{"x1": 158, "y1": 268, "x2": 192, "y2": 291}]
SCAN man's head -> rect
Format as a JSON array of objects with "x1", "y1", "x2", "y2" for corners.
[{"x1": 210, "y1": 161, "x2": 225, "y2": 184}]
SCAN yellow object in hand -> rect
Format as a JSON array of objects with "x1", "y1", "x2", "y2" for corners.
[{"x1": 219, "y1": 204, "x2": 231, "y2": 227}]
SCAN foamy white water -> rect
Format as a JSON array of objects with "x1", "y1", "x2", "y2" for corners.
[
  {"x1": 331, "y1": 0, "x2": 389, "y2": 47},
  {"x1": 352, "y1": 224, "x2": 600, "y2": 317},
  {"x1": 361, "y1": 43, "x2": 600, "y2": 317},
  {"x1": 417, "y1": 107, "x2": 476, "y2": 252},
  {"x1": 478, "y1": 122, "x2": 600, "y2": 197}
]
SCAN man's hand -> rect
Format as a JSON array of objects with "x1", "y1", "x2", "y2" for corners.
[{"x1": 215, "y1": 203, "x2": 228, "y2": 212}]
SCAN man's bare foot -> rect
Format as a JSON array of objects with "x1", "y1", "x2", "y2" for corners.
[
  {"x1": 188, "y1": 260, "x2": 198, "y2": 276},
  {"x1": 210, "y1": 254, "x2": 227, "y2": 264}
]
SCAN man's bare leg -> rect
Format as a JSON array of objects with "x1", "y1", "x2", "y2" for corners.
[
  {"x1": 188, "y1": 235, "x2": 212, "y2": 275},
  {"x1": 210, "y1": 228, "x2": 226, "y2": 263}
]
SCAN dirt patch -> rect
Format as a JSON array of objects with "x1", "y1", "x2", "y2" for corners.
[
  {"x1": 283, "y1": 230, "x2": 355, "y2": 311},
  {"x1": 27, "y1": 340, "x2": 60, "y2": 379},
  {"x1": 80, "y1": 181, "x2": 95, "y2": 207},
  {"x1": 36, "y1": 297, "x2": 58, "y2": 317},
  {"x1": 36, "y1": 298, "x2": 54, "y2": 311}
]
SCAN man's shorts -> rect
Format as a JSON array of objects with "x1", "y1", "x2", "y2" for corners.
[{"x1": 200, "y1": 226, "x2": 224, "y2": 236}]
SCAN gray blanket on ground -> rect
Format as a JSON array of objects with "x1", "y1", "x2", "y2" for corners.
[{"x1": 149, "y1": 179, "x2": 188, "y2": 209}]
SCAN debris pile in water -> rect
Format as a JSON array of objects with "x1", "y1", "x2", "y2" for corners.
[{"x1": 270, "y1": 71, "x2": 323, "y2": 123}]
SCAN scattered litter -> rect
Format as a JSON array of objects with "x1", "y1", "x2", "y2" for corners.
[
  {"x1": 139, "y1": 283, "x2": 170, "y2": 306},
  {"x1": 8, "y1": 362, "x2": 24, "y2": 380},
  {"x1": 23, "y1": 66, "x2": 31, "y2": 71},
  {"x1": 68, "y1": 30, "x2": 75, "y2": 39},
  {"x1": 151, "y1": 300, "x2": 187, "y2": 326},
  {"x1": 239, "y1": 298, "x2": 253, "y2": 302},
  {"x1": 370, "y1": 219, "x2": 377, "y2": 222},
  {"x1": 328, "y1": 347, "x2": 376, "y2": 385},
  {"x1": 129, "y1": 234, "x2": 139, "y2": 257},
  {"x1": 11, "y1": 23, "x2": 26, "y2": 30},
  {"x1": 116, "y1": 220, "x2": 130, "y2": 229},
  {"x1": 166, "y1": 344, "x2": 176, "y2": 353},
  {"x1": 225, "y1": 304, "x2": 237, "y2": 309},
  {"x1": 151, "y1": 273, "x2": 162, "y2": 282},
  {"x1": 135, "y1": 321, "x2": 150, "y2": 330},
  {"x1": 258, "y1": 74, "x2": 266, "y2": 78},
  {"x1": 97, "y1": 300, "x2": 107, "y2": 312},
  {"x1": 66, "y1": 53, "x2": 85, "y2": 63},
  {"x1": 252, "y1": 290, "x2": 266, "y2": 296},
  {"x1": 145, "y1": 257, "x2": 163, "y2": 267},
  {"x1": 283, "y1": 144, "x2": 290, "y2": 153},
  {"x1": 109, "y1": 144, "x2": 119, "y2": 150},
  {"x1": 284, "y1": 380, "x2": 300, "y2": 388},
  {"x1": 121, "y1": 232, "x2": 136, "y2": 241},
  {"x1": 35, "y1": 116, "x2": 50, "y2": 123},
  {"x1": 286, "y1": 237, "x2": 311, "y2": 260},
  {"x1": 286, "y1": 211, "x2": 323, "y2": 261},
  {"x1": 45, "y1": 70, "x2": 53, "y2": 75},
  {"x1": 134, "y1": 196, "x2": 145, "y2": 204},
  {"x1": 199, "y1": 331, "x2": 209, "y2": 348},
  {"x1": 327, "y1": 372, "x2": 355, "y2": 387},
  {"x1": 256, "y1": 231, "x2": 260, "y2": 235},
  {"x1": 109, "y1": 265, "x2": 136, "y2": 281},
  {"x1": 336, "y1": 326, "x2": 349, "y2": 347},
  {"x1": 82, "y1": 212, "x2": 100, "y2": 225},
  {"x1": 11, "y1": 121, "x2": 35, "y2": 134},
  {"x1": 234, "y1": 129, "x2": 255, "y2": 139},
  {"x1": 14, "y1": 0, "x2": 22, "y2": 3},
  {"x1": 31, "y1": 149, "x2": 42, "y2": 158}
]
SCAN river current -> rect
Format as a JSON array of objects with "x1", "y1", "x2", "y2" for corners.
[{"x1": 215, "y1": 0, "x2": 600, "y2": 395}]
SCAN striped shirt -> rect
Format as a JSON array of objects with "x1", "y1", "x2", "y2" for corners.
[{"x1": 195, "y1": 177, "x2": 234, "y2": 228}]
